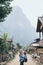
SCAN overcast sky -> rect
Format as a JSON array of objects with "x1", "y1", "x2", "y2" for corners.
[{"x1": 11, "y1": 0, "x2": 43, "y2": 28}]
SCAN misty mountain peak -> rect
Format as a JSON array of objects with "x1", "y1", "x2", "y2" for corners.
[{"x1": 0, "y1": 6, "x2": 38, "y2": 45}]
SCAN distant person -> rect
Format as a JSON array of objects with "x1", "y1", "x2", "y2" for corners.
[{"x1": 19, "y1": 49, "x2": 24, "y2": 65}]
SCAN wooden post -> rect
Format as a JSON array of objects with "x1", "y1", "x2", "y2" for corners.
[
  {"x1": 39, "y1": 32, "x2": 41, "y2": 40},
  {"x1": 42, "y1": 31, "x2": 43, "y2": 39}
]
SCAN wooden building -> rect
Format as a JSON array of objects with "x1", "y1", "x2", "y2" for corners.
[
  {"x1": 36, "y1": 40, "x2": 43, "y2": 55},
  {"x1": 29, "y1": 16, "x2": 43, "y2": 63},
  {"x1": 36, "y1": 16, "x2": 43, "y2": 39},
  {"x1": 36, "y1": 16, "x2": 43, "y2": 63},
  {"x1": 29, "y1": 41, "x2": 43, "y2": 61}
]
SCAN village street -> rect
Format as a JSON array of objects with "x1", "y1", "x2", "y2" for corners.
[{"x1": 6, "y1": 53, "x2": 39, "y2": 65}]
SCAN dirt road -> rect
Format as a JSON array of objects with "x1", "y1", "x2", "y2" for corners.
[{"x1": 6, "y1": 53, "x2": 39, "y2": 65}]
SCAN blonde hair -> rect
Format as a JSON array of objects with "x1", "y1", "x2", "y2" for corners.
[{"x1": 19, "y1": 49, "x2": 23, "y2": 54}]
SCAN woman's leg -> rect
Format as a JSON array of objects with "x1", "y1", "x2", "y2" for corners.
[{"x1": 20, "y1": 62, "x2": 24, "y2": 65}]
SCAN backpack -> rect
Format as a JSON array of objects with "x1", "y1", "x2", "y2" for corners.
[{"x1": 24, "y1": 57, "x2": 27, "y2": 62}]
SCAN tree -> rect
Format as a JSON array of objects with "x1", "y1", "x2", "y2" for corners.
[
  {"x1": 2, "y1": 32, "x2": 8, "y2": 42},
  {"x1": 16, "y1": 43, "x2": 22, "y2": 50},
  {"x1": 0, "y1": 33, "x2": 10, "y2": 62},
  {"x1": 0, "y1": 0, "x2": 13, "y2": 22},
  {"x1": 0, "y1": 33, "x2": 9, "y2": 54}
]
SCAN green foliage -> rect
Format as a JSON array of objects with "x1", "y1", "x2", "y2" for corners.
[
  {"x1": 0, "y1": 0, "x2": 12, "y2": 4},
  {"x1": 3, "y1": 32, "x2": 8, "y2": 42},
  {"x1": 0, "y1": 32, "x2": 14, "y2": 62},
  {"x1": 0, "y1": 0, "x2": 13, "y2": 22},
  {"x1": 0, "y1": 32, "x2": 10, "y2": 54},
  {"x1": 0, "y1": 42, "x2": 10, "y2": 54}
]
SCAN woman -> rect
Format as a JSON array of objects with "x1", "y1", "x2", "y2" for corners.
[{"x1": 19, "y1": 49, "x2": 24, "y2": 65}]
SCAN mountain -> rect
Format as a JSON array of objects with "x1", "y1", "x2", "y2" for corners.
[{"x1": 0, "y1": 6, "x2": 39, "y2": 45}]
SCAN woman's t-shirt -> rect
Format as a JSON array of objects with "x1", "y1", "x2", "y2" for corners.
[{"x1": 19, "y1": 54, "x2": 24, "y2": 62}]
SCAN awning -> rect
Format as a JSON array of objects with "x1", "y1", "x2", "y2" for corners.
[{"x1": 32, "y1": 44, "x2": 39, "y2": 47}]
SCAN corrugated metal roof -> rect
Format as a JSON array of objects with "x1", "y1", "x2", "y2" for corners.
[{"x1": 32, "y1": 43, "x2": 39, "y2": 46}]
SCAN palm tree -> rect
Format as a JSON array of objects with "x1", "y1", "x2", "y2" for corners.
[{"x1": 0, "y1": 32, "x2": 10, "y2": 62}]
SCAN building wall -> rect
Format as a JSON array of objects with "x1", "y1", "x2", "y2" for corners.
[{"x1": 37, "y1": 48, "x2": 43, "y2": 55}]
